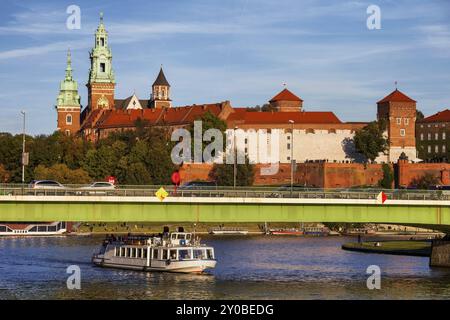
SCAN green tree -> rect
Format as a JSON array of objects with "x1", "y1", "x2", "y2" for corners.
[
  {"x1": 416, "y1": 110, "x2": 425, "y2": 121},
  {"x1": 378, "y1": 164, "x2": 394, "y2": 189},
  {"x1": 82, "y1": 141, "x2": 126, "y2": 180},
  {"x1": 410, "y1": 173, "x2": 440, "y2": 190},
  {"x1": 34, "y1": 164, "x2": 91, "y2": 184},
  {"x1": 209, "y1": 154, "x2": 254, "y2": 186},
  {"x1": 354, "y1": 121, "x2": 388, "y2": 162}
]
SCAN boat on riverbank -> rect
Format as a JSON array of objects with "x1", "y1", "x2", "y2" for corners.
[
  {"x1": 0, "y1": 222, "x2": 68, "y2": 236},
  {"x1": 92, "y1": 227, "x2": 216, "y2": 273},
  {"x1": 269, "y1": 228, "x2": 304, "y2": 236},
  {"x1": 209, "y1": 227, "x2": 248, "y2": 235}
]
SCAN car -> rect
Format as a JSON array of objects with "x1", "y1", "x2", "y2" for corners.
[
  {"x1": 177, "y1": 181, "x2": 218, "y2": 197},
  {"x1": 77, "y1": 182, "x2": 116, "y2": 196},
  {"x1": 29, "y1": 180, "x2": 66, "y2": 189},
  {"x1": 28, "y1": 180, "x2": 66, "y2": 195}
]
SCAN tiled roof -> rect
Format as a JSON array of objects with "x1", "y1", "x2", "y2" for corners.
[
  {"x1": 227, "y1": 110, "x2": 342, "y2": 124},
  {"x1": 377, "y1": 89, "x2": 416, "y2": 104},
  {"x1": 95, "y1": 103, "x2": 226, "y2": 129},
  {"x1": 269, "y1": 89, "x2": 303, "y2": 102},
  {"x1": 420, "y1": 109, "x2": 450, "y2": 123}
]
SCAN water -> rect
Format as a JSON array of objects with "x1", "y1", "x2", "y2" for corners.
[{"x1": 0, "y1": 235, "x2": 449, "y2": 299}]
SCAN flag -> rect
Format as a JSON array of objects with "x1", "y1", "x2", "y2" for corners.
[
  {"x1": 155, "y1": 187, "x2": 168, "y2": 201},
  {"x1": 377, "y1": 191, "x2": 387, "y2": 204}
]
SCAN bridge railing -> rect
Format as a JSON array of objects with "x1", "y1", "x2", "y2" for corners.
[{"x1": 0, "y1": 185, "x2": 449, "y2": 201}]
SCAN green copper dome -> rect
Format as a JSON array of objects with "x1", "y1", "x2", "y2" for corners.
[{"x1": 56, "y1": 49, "x2": 81, "y2": 107}]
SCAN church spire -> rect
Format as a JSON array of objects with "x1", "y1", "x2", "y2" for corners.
[
  {"x1": 57, "y1": 48, "x2": 80, "y2": 107},
  {"x1": 65, "y1": 48, "x2": 73, "y2": 81},
  {"x1": 150, "y1": 66, "x2": 172, "y2": 109}
]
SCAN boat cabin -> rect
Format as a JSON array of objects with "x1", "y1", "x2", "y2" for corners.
[{"x1": 169, "y1": 232, "x2": 192, "y2": 245}]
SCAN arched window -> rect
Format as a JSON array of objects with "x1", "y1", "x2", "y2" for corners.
[{"x1": 66, "y1": 114, "x2": 72, "y2": 125}]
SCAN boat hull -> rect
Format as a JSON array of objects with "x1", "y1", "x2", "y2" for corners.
[{"x1": 92, "y1": 256, "x2": 216, "y2": 273}]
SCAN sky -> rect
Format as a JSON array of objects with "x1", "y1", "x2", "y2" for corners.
[{"x1": 0, "y1": 0, "x2": 449, "y2": 135}]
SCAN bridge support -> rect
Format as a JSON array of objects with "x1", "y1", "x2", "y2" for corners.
[{"x1": 430, "y1": 239, "x2": 450, "y2": 268}]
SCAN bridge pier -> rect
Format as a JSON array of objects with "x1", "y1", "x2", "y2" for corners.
[{"x1": 430, "y1": 238, "x2": 450, "y2": 268}]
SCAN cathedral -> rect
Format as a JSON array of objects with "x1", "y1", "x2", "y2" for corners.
[{"x1": 55, "y1": 14, "x2": 419, "y2": 164}]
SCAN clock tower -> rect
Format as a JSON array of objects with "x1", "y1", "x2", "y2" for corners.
[{"x1": 87, "y1": 12, "x2": 115, "y2": 111}]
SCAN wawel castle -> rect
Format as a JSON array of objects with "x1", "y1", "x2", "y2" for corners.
[{"x1": 56, "y1": 14, "x2": 422, "y2": 164}]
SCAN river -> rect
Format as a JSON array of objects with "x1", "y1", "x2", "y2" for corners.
[{"x1": 0, "y1": 235, "x2": 449, "y2": 299}]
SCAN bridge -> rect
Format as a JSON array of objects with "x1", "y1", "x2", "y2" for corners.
[{"x1": 1, "y1": 186, "x2": 449, "y2": 229}]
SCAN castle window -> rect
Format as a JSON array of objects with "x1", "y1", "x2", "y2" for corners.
[
  {"x1": 287, "y1": 143, "x2": 291, "y2": 150},
  {"x1": 66, "y1": 114, "x2": 72, "y2": 125},
  {"x1": 404, "y1": 118, "x2": 409, "y2": 125},
  {"x1": 328, "y1": 129, "x2": 336, "y2": 134},
  {"x1": 65, "y1": 130, "x2": 71, "y2": 136},
  {"x1": 428, "y1": 133, "x2": 431, "y2": 140},
  {"x1": 396, "y1": 118, "x2": 401, "y2": 125},
  {"x1": 306, "y1": 129, "x2": 315, "y2": 134},
  {"x1": 420, "y1": 133, "x2": 424, "y2": 141},
  {"x1": 443, "y1": 132, "x2": 446, "y2": 140},
  {"x1": 435, "y1": 145, "x2": 439, "y2": 153},
  {"x1": 100, "y1": 37, "x2": 105, "y2": 46},
  {"x1": 400, "y1": 129, "x2": 405, "y2": 137},
  {"x1": 100, "y1": 63, "x2": 106, "y2": 72},
  {"x1": 443, "y1": 145, "x2": 446, "y2": 153},
  {"x1": 428, "y1": 145, "x2": 431, "y2": 153},
  {"x1": 435, "y1": 133, "x2": 439, "y2": 140}
]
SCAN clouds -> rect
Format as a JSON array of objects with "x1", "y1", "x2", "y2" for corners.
[{"x1": 0, "y1": 0, "x2": 449, "y2": 134}]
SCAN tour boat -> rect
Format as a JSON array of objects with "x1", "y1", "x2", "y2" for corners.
[
  {"x1": 209, "y1": 227, "x2": 248, "y2": 235},
  {"x1": 92, "y1": 227, "x2": 217, "y2": 273},
  {"x1": 269, "y1": 228, "x2": 304, "y2": 236},
  {"x1": 303, "y1": 226, "x2": 330, "y2": 236},
  {"x1": 0, "y1": 222, "x2": 68, "y2": 236}
]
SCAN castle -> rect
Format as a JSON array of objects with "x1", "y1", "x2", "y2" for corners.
[{"x1": 55, "y1": 14, "x2": 419, "y2": 165}]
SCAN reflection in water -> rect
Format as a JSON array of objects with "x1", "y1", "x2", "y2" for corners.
[{"x1": 0, "y1": 235, "x2": 449, "y2": 299}]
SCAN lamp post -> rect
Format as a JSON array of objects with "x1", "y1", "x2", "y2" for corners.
[
  {"x1": 288, "y1": 120, "x2": 294, "y2": 194},
  {"x1": 21, "y1": 111, "x2": 26, "y2": 188},
  {"x1": 233, "y1": 126, "x2": 238, "y2": 190}
]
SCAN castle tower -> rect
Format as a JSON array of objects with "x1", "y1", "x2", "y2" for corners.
[
  {"x1": 150, "y1": 67, "x2": 171, "y2": 109},
  {"x1": 377, "y1": 88, "x2": 417, "y2": 162},
  {"x1": 56, "y1": 49, "x2": 81, "y2": 135},
  {"x1": 87, "y1": 12, "x2": 115, "y2": 111},
  {"x1": 269, "y1": 88, "x2": 303, "y2": 112}
]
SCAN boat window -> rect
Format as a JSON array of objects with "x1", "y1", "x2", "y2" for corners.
[
  {"x1": 193, "y1": 249, "x2": 204, "y2": 259},
  {"x1": 126, "y1": 247, "x2": 131, "y2": 257},
  {"x1": 207, "y1": 249, "x2": 214, "y2": 259},
  {"x1": 162, "y1": 249, "x2": 168, "y2": 260},
  {"x1": 137, "y1": 248, "x2": 142, "y2": 258},
  {"x1": 177, "y1": 234, "x2": 186, "y2": 240},
  {"x1": 178, "y1": 249, "x2": 191, "y2": 260},
  {"x1": 186, "y1": 234, "x2": 191, "y2": 240},
  {"x1": 143, "y1": 249, "x2": 147, "y2": 259},
  {"x1": 38, "y1": 226, "x2": 47, "y2": 232},
  {"x1": 0, "y1": 226, "x2": 6, "y2": 232},
  {"x1": 28, "y1": 226, "x2": 37, "y2": 232},
  {"x1": 152, "y1": 249, "x2": 158, "y2": 259},
  {"x1": 171, "y1": 234, "x2": 176, "y2": 240},
  {"x1": 121, "y1": 247, "x2": 126, "y2": 257},
  {"x1": 170, "y1": 249, "x2": 177, "y2": 260}
]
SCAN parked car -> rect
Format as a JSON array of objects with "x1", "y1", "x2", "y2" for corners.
[
  {"x1": 178, "y1": 181, "x2": 218, "y2": 197},
  {"x1": 77, "y1": 182, "x2": 116, "y2": 195},
  {"x1": 28, "y1": 180, "x2": 66, "y2": 195}
]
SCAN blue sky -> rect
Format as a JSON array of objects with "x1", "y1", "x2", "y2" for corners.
[{"x1": 1, "y1": 0, "x2": 449, "y2": 135}]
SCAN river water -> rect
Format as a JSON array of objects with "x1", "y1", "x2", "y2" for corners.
[{"x1": 0, "y1": 235, "x2": 449, "y2": 299}]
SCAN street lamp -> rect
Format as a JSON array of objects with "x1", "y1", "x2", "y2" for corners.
[
  {"x1": 233, "y1": 126, "x2": 238, "y2": 190},
  {"x1": 288, "y1": 120, "x2": 294, "y2": 194},
  {"x1": 20, "y1": 111, "x2": 26, "y2": 187}
]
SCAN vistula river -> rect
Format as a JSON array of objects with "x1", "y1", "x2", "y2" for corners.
[{"x1": 0, "y1": 235, "x2": 449, "y2": 299}]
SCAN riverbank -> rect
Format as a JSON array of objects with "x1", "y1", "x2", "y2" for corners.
[{"x1": 342, "y1": 240, "x2": 432, "y2": 257}]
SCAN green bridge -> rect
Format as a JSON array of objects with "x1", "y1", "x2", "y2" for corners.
[{"x1": 1, "y1": 195, "x2": 449, "y2": 231}]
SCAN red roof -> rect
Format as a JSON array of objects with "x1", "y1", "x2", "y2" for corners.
[
  {"x1": 269, "y1": 89, "x2": 303, "y2": 102},
  {"x1": 227, "y1": 110, "x2": 342, "y2": 125},
  {"x1": 421, "y1": 109, "x2": 450, "y2": 123},
  {"x1": 95, "y1": 103, "x2": 226, "y2": 129},
  {"x1": 377, "y1": 89, "x2": 416, "y2": 104}
]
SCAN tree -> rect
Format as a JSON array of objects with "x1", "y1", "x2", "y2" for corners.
[
  {"x1": 410, "y1": 173, "x2": 440, "y2": 190},
  {"x1": 378, "y1": 164, "x2": 394, "y2": 189},
  {"x1": 0, "y1": 164, "x2": 10, "y2": 183},
  {"x1": 354, "y1": 121, "x2": 388, "y2": 162},
  {"x1": 81, "y1": 141, "x2": 126, "y2": 180},
  {"x1": 416, "y1": 110, "x2": 425, "y2": 121},
  {"x1": 34, "y1": 164, "x2": 91, "y2": 184},
  {"x1": 209, "y1": 153, "x2": 254, "y2": 186}
]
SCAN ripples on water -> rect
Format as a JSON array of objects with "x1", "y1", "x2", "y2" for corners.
[{"x1": 0, "y1": 235, "x2": 449, "y2": 299}]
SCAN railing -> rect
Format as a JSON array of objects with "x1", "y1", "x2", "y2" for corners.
[{"x1": 0, "y1": 184, "x2": 449, "y2": 201}]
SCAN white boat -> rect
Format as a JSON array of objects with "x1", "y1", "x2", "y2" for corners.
[
  {"x1": 0, "y1": 222, "x2": 67, "y2": 236},
  {"x1": 92, "y1": 228, "x2": 217, "y2": 273},
  {"x1": 209, "y1": 227, "x2": 248, "y2": 235}
]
